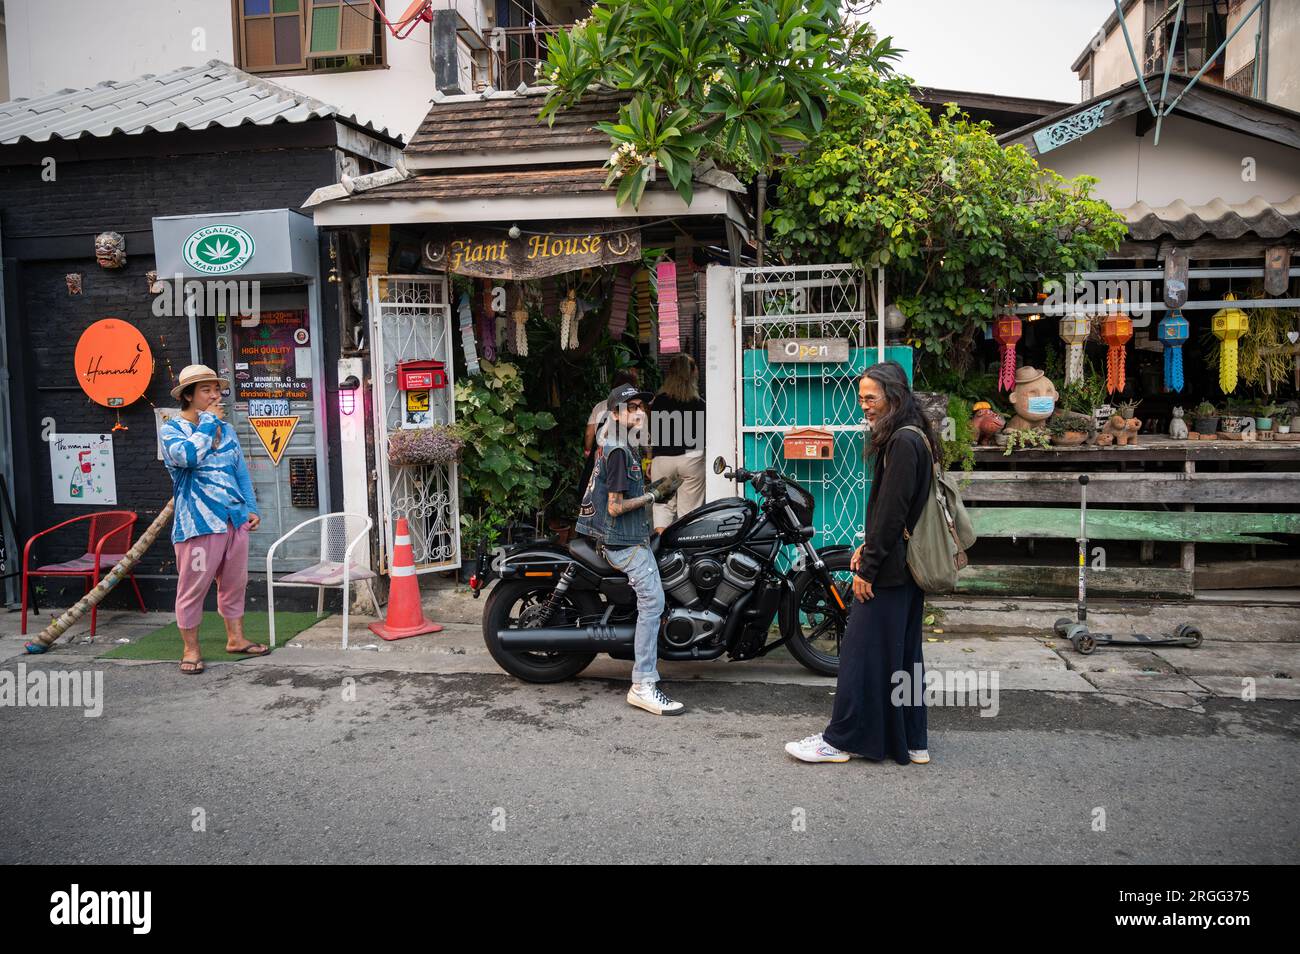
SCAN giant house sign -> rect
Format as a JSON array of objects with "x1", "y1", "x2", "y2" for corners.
[{"x1": 422, "y1": 223, "x2": 641, "y2": 280}]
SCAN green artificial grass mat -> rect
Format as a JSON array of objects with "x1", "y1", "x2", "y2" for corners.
[{"x1": 101, "y1": 611, "x2": 324, "y2": 661}]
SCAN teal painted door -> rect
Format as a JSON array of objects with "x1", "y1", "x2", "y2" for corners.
[{"x1": 741, "y1": 346, "x2": 913, "y2": 550}]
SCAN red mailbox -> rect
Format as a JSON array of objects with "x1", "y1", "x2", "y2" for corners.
[
  {"x1": 397, "y1": 359, "x2": 447, "y2": 390},
  {"x1": 783, "y1": 427, "x2": 834, "y2": 460}
]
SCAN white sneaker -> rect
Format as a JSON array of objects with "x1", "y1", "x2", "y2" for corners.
[
  {"x1": 784, "y1": 733, "x2": 851, "y2": 763},
  {"x1": 627, "y1": 681, "x2": 685, "y2": 716},
  {"x1": 909, "y1": 749, "x2": 931, "y2": 764}
]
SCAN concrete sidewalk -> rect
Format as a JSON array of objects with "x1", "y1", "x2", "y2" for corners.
[{"x1": 5, "y1": 577, "x2": 1297, "y2": 706}]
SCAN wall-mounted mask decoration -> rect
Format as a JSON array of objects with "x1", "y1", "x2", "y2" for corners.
[
  {"x1": 94, "y1": 231, "x2": 127, "y2": 269},
  {"x1": 65, "y1": 273, "x2": 83, "y2": 296},
  {"x1": 146, "y1": 270, "x2": 165, "y2": 294}
]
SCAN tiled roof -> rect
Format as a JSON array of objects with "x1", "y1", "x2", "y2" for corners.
[
  {"x1": 1120, "y1": 195, "x2": 1300, "y2": 241},
  {"x1": 405, "y1": 87, "x2": 628, "y2": 161},
  {"x1": 0, "y1": 60, "x2": 398, "y2": 145}
]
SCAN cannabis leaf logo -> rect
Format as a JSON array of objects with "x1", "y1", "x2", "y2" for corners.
[{"x1": 199, "y1": 237, "x2": 236, "y2": 262}]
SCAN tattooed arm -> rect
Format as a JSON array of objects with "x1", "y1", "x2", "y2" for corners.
[{"x1": 607, "y1": 490, "x2": 653, "y2": 517}]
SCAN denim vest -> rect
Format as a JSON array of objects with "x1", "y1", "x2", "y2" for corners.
[{"x1": 575, "y1": 439, "x2": 651, "y2": 547}]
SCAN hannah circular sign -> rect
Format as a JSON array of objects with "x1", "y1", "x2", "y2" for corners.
[
  {"x1": 74, "y1": 318, "x2": 154, "y2": 407},
  {"x1": 182, "y1": 224, "x2": 256, "y2": 274}
]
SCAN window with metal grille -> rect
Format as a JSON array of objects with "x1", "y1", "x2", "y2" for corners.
[{"x1": 236, "y1": 0, "x2": 385, "y2": 74}]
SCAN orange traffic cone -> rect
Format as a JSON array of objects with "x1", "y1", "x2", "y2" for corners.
[{"x1": 369, "y1": 518, "x2": 443, "y2": 641}]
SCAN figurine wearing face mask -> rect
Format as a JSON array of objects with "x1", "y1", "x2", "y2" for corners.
[{"x1": 1007, "y1": 366, "x2": 1058, "y2": 430}]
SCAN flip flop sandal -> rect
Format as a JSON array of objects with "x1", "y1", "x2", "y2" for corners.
[
  {"x1": 180, "y1": 658, "x2": 205, "y2": 675},
  {"x1": 227, "y1": 643, "x2": 270, "y2": 656}
]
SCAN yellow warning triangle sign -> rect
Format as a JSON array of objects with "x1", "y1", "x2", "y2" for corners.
[{"x1": 249, "y1": 416, "x2": 300, "y2": 466}]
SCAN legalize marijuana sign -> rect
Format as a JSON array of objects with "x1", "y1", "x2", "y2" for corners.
[{"x1": 182, "y1": 224, "x2": 256, "y2": 274}]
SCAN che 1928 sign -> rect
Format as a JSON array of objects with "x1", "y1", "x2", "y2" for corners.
[
  {"x1": 422, "y1": 223, "x2": 640, "y2": 280},
  {"x1": 766, "y1": 337, "x2": 850, "y2": 363}
]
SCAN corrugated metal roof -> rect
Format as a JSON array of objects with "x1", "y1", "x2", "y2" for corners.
[
  {"x1": 405, "y1": 87, "x2": 628, "y2": 161},
  {"x1": 0, "y1": 60, "x2": 398, "y2": 145},
  {"x1": 1120, "y1": 194, "x2": 1300, "y2": 241}
]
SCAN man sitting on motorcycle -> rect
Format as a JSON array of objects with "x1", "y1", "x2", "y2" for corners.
[{"x1": 575, "y1": 384, "x2": 684, "y2": 716}]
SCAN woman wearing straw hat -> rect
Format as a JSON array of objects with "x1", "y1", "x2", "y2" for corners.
[{"x1": 159, "y1": 365, "x2": 267, "y2": 674}]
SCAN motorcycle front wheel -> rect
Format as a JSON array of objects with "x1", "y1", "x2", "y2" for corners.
[
  {"x1": 482, "y1": 578, "x2": 601, "y2": 683},
  {"x1": 780, "y1": 549, "x2": 854, "y2": 677}
]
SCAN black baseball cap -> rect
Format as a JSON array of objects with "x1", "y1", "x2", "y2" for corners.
[{"x1": 606, "y1": 384, "x2": 654, "y2": 412}]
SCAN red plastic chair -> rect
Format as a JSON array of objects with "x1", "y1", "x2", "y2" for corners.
[{"x1": 21, "y1": 511, "x2": 148, "y2": 638}]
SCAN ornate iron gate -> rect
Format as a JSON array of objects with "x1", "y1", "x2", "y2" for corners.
[
  {"x1": 369, "y1": 275, "x2": 460, "y2": 573},
  {"x1": 734, "y1": 264, "x2": 912, "y2": 549}
]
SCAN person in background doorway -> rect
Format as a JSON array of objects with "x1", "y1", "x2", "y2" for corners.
[
  {"x1": 160, "y1": 365, "x2": 267, "y2": 674},
  {"x1": 784, "y1": 361, "x2": 934, "y2": 765},
  {"x1": 578, "y1": 367, "x2": 640, "y2": 499},
  {"x1": 649, "y1": 354, "x2": 707, "y2": 532}
]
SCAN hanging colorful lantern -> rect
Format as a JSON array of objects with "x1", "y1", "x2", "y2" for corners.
[
  {"x1": 1157, "y1": 310, "x2": 1189, "y2": 393},
  {"x1": 559, "y1": 288, "x2": 578, "y2": 350},
  {"x1": 1059, "y1": 315, "x2": 1090, "y2": 385},
  {"x1": 993, "y1": 315, "x2": 1022, "y2": 391},
  {"x1": 1211, "y1": 293, "x2": 1249, "y2": 394},
  {"x1": 1101, "y1": 313, "x2": 1133, "y2": 394},
  {"x1": 510, "y1": 287, "x2": 528, "y2": 357},
  {"x1": 457, "y1": 292, "x2": 480, "y2": 375}
]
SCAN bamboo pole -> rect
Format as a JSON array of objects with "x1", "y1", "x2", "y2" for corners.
[{"x1": 25, "y1": 499, "x2": 175, "y2": 653}]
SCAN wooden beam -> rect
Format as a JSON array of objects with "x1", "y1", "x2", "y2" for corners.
[
  {"x1": 957, "y1": 564, "x2": 1193, "y2": 598},
  {"x1": 959, "y1": 471, "x2": 1300, "y2": 505},
  {"x1": 1195, "y1": 559, "x2": 1300, "y2": 589},
  {"x1": 969, "y1": 508, "x2": 1300, "y2": 544}
]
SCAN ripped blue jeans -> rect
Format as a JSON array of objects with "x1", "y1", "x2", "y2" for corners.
[{"x1": 601, "y1": 543, "x2": 665, "y2": 684}]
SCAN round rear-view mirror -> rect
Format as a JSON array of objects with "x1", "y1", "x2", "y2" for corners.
[{"x1": 712, "y1": 456, "x2": 728, "y2": 475}]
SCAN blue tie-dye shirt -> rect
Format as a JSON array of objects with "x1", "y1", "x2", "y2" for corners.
[{"x1": 160, "y1": 412, "x2": 260, "y2": 544}]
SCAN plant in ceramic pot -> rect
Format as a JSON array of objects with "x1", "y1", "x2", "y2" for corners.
[
  {"x1": 1254, "y1": 403, "x2": 1279, "y2": 432},
  {"x1": 1047, "y1": 411, "x2": 1090, "y2": 446},
  {"x1": 1276, "y1": 406, "x2": 1293, "y2": 434},
  {"x1": 1192, "y1": 401, "x2": 1219, "y2": 435},
  {"x1": 1219, "y1": 402, "x2": 1249, "y2": 435}
]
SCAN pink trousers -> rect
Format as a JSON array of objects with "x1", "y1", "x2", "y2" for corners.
[{"x1": 174, "y1": 521, "x2": 250, "y2": 629}]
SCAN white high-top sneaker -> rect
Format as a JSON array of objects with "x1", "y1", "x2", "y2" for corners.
[
  {"x1": 627, "y1": 681, "x2": 685, "y2": 716},
  {"x1": 784, "y1": 733, "x2": 851, "y2": 763}
]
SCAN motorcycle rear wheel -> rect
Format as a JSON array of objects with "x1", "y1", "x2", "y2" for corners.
[{"x1": 482, "y1": 578, "x2": 600, "y2": 683}]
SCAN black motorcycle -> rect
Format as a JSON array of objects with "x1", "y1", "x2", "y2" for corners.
[{"x1": 469, "y1": 456, "x2": 857, "y2": 683}]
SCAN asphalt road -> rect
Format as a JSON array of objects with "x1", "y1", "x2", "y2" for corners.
[{"x1": 1, "y1": 659, "x2": 1296, "y2": 864}]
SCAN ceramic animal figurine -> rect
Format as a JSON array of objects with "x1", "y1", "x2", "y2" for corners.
[
  {"x1": 1168, "y1": 407, "x2": 1188, "y2": 440},
  {"x1": 970, "y1": 402, "x2": 1006, "y2": 446}
]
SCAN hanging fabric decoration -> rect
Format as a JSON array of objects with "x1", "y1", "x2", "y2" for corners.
[
  {"x1": 477, "y1": 283, "x2": 497, "y2": 364},
  {"x1": 510, "y1": 286, "x2": 529, "y2": 357},
  {"x1": 541, "y1": 277, "x2": 559, "y2": 326},
  {"x1": 1157, "y1": 309, "x2": 1189, "y2": 393},
  {"x1": 559, "y1": 288, "x2": 578, "y2": 350},
  {"x1": 657, "y1": 260, "x2": 681, "y2": 354},
  {"x1": 609, "y1": 264, "x2": 633, "y2": 338},
  {"x1": 1059, "y1": 315, "x2": 1090, "y2": 386},
  {"x1": 1101, "y1": 313, "x2": 1133, "y2": 394},
  {"x1": 992, "y1": 315, "x2": 1021, "y2": 391},
  {"x1": 457, "y1": 292, "x2": 480, "y2": 375},
  {"x1": 635, "y1": 269, "x2": 653, "y2": 344},
  {"x1": 1211, "y1": 292, "x2": 1249, "y2": 394}
]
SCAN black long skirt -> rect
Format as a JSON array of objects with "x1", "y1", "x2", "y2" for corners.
[{"x1": 822, "y1": 575, "x2": 928, "y2": 763}]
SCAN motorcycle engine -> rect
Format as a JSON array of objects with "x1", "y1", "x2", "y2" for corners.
[{"x1": 657, "y1": 551, "x2": 762, "y2": 649}]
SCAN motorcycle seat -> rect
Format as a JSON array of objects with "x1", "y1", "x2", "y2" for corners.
[{"x1": 568, "y1": 537, "x2": 616, "y2": 575}]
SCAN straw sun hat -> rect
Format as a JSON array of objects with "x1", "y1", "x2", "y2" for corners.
[{"x1": 170, "y1": 364, "x2": 230, "y2": 401}]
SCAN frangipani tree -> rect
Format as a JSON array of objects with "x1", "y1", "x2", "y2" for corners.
[{"x1": 539, "y1": 0, "x2": 900, "y2": 207}]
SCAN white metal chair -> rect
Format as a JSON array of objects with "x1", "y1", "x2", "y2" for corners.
[{"x1": 266, "y1": 512, "x2": 376, "y2": 649}]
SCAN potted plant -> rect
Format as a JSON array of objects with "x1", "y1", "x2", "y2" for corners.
[
  {"x1": 1254, "y1": 403, "x2": 1279, "y2": 432},
  {"x1": 1001, "y1": 427, "x2": 1052, "y2": 455},
  {"x1": 1047, "y1": 413, "x2": 1090, "y2": 446},
  {"x1": 1276, "y1": 406, "x2": 1293, "y2": 435},
  {"x1": 1192, "y1": 401, "x2": 1219, "y2": 436},
  {"x1": 1219, "y1": 402, "x2": 1249, "y2": 435},
  {"x1": 459, "y1": 509, "x2": 506, "y2": 583},
  {"x1": 386, "y1": 424, "x2": 464, "y2": 467}
]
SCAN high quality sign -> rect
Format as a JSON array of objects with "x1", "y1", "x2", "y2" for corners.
[{"x1": 422, "y1": 223, "x2": 641, "y2": 280}]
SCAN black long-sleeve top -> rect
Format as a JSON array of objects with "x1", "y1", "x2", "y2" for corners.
[{"x1": 855, "y1": 426, "x2": 932, "y2": 587}]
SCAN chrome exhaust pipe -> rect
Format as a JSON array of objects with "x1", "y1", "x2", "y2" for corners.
[{"x1": 497, "y1": 623, "x2": 636, "y2": 652}]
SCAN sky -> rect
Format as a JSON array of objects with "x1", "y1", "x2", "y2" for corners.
[{"x1": 863, "y1": 0, "x2": 1119, "y2": 104}]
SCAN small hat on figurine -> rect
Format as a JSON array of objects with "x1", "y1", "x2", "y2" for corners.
[{"x1": 1013, "y1": 366, "x2": 1046, "y2": 387}]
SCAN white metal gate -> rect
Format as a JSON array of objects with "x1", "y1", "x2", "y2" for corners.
[
  {"x1": 734, "y1": 264, "x2": 882, "y2": 548},
  {"x1": 369, "y1": 275, "x2": 460, "y2": 573}
]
